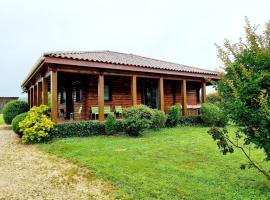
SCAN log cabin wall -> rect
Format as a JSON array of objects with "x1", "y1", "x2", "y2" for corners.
[
  {"x1": 57, "y1": 73, "x2": 203, "y2": 121},
  {"x1": 187, "y1": 82, "x2": 200, "y2": 105},
  {"x1": 85, "y1": 76, "x2": 134, "y2": 120}
]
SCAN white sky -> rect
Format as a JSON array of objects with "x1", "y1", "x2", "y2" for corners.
[{"x1": 0, "y1": 0, "x2": 269, "y2": 97}]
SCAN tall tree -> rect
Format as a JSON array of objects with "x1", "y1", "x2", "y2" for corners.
[{"x1": 209, "y1": 18, "x2": 270, "y2": 179}]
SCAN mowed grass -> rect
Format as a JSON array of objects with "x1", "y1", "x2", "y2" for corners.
[
  {"x1": 39, "y1": 126, "x2": 270, "y2": 200},
  {"x1": 0, "y1": 114, "x2": 4, "y2": 125}
]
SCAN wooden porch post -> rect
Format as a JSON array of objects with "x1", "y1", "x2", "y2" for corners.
[
  {"x1": 28, "y1": 89, "x2": 31, "y2": 107},
  {"x1": 31, "y1": 87, "x2": 34, "y2": 108},
  {"x1": 51, "y1": 69, "x2": 58, "y2": 123},
  {"x1": 158, "y1": 77, "x2": 164, "y2": 111},
  {"x1": 201, "y1": 80, "x2": 206, "y2": 104},
  {"x1": 34, "y1": 85, "x2": 37, "y2": 106},
  {"x1": 37, "y1": 82, "x2": 42, "y2": 106},
  {"x1": 181, "y1": 80, "x2": 187, "y2": 116},
  {"x1": 98, "y1": 74, "x2": 105, "y2": 121},
  {"x1": 131, "y1": 75, "x2": 137, "y2": 106},
  {"x1": 42, "y1": 77, "x2": 48, "y2": 105}
]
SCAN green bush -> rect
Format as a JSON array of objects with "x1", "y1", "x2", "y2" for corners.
[
  {"x1": 52, "y1": 120, "x2": 105, "y2": 138},
  {"x1": 11, "y1": 112, "x2": 28, "y2": 136},
  {"x1": 179, "y1": 115, "x2": 204, "y2": 126},
  {"x1": 19, "y1": 105, "x2": 54, "y2": 144},
  {"x1": 166, "y1": 104, "x2": 181, "y2": 127},
  {"x1": 151, "y1": 109, "x2": 167, "y2": 129},
  {"x1": 114, "y1": 119, "x2": 125, "y2": 133},
  {"x1": 200, "y1": 103, "x2": 227, "y2": 127},
  {"x1": 2, "y1": 100, "x2": 29, "y2": 124},
  {"x1": 105, "y1": 114, "x2": 117, "y2": 135},
  {"x1": 123, "y1": 104, "x2": 154, "y2": 136},
  {"x1": 206, "y1": 92, "x2": 222, "y2": 104}
]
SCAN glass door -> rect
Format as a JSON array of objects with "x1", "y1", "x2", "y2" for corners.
[{"x1": 141, "y1": 79, "x2": 158, "y2": 109}]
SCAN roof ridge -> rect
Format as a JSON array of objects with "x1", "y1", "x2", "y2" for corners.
[{"x1": 44, "y1": 50, "x2": 109, "y2": 56}]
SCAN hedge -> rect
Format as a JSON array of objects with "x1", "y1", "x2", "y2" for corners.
[
  {"x1": 2, "y1": 100, "x2": 29, "y2": 124},
  {"x1": 179, "y1": 115, "x2": 204, "y2": 126},
  {"x1": 11, "y1": 112, "x2": 28, "y2": 136},
  {"x1": 52, "y1": 120, "x2": 105, "y2": 138}
]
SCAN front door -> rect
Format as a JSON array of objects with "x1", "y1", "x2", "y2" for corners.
[{"x1": 141, "y1": 79, "x2": 158, "y2": 109}]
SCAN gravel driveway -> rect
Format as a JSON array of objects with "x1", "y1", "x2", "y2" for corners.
[{"x1": 0, "y1": 127, "x2": 113, "y2": 200}]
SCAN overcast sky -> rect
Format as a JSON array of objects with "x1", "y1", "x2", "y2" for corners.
[{"x1": 0, "y1": 0, "x2": 269, "y2": 97}]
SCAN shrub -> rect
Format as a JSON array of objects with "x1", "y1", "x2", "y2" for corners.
[
  {"x1": 114, "y1": 119, "x2": 125, "y2": 133},
  {"x1": 151, "y1": 109, "x2": 167, "y2": 129},
  {"x1": 19, "y1": 105, "x2": 54, "y2": 144},
  {"x1": 2, "y1": 100, "x2": 29, "y2": 124},
  {"x1": 200, "y1": 103, "x2": 227, "y2": 127},
  {"x1": 105, "y1": 114, "x2": 117, "y2": 135},
  {"x1": 11, "y1": 112, "x2": 28, "y2": 136},
  {"x1": 206, "y1": 92, "x2": 222, "y2": 104},
  {"x1": 179, "y1": 115, "x2": 204, "y2": 126},
  {"x1": 52, "y1": 120, "x2": 105, "y2": 138},
  {"x1": 166, "y1": 104, "x2": 181, "y2": 127},
  {"x1": 123, "y1": 104, "x2": 154, "y2": 136}
]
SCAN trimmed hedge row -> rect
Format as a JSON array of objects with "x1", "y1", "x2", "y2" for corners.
[
  {"x1": 52, "y1": 120, "x2": 105, "y2": 138},
  {"x1": 179, "y1": 115, "x2": 204, "y2": 126},
  {"x1": 48, "y1": 103, "x2": 224, "y2": 139}
]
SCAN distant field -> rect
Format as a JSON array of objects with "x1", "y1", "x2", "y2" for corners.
[{"x1": 0, "y1": 114, "x2": 4, "y2": 125}]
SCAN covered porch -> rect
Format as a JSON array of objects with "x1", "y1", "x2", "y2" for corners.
[{"x1": 27, "y1": 68, "x2": 207, "y2": 123}]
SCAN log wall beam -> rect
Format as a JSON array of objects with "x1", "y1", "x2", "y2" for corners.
[
  {"x1": 51, "y1": 69, "x2": 58, "y2": 123},
  {"x1": 98, "y1": 74, "x2": 105, "y2": 121}
]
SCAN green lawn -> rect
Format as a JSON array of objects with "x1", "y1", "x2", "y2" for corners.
[
  {"x1": 39, "y1": 126, "x2": 270, "y2": 199},
  {"x1": 0, "y1": 114, "x2": 4, "y2": 125}
]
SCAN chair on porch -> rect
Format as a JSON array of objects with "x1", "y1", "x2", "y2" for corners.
[
  {"x1": 114, "y1": 105, "x2": 123, "y2": 118},
  {"x1": 91, "y1": 106, "x2": 99, "y2": 120},
  {"x1": 104, "y1": 106, "x2": 113, "y2": 116}
]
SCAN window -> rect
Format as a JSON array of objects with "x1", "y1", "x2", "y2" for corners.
[
  {"x1": 75, "y1": 84, "x2": 82, "y2": 102},
  {"x1": 59, "y1": 87, "x2": 66, "y2": 104},
  {"x1": 104, "y1": 84, "x2": 112, "y2": 101}
]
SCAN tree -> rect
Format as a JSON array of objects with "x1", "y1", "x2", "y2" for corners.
[{"x1": 208, "y1": 17, "x2": 270, "y2": 179}]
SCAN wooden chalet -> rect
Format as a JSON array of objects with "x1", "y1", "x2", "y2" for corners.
[{"x1": 22, "y1": 51, "x2": 219, "y2": 123}]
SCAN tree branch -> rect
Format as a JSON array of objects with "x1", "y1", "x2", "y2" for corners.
[{"x1": 225, "y1": 135, "x2": 270, "y2": 180}]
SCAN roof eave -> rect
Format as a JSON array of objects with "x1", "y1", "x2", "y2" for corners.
[{"x1": 22, "y1": 56, "x2": 45, "y2": 88}]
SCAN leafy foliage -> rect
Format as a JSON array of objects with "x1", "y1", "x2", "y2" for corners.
[
  {"x1": 151, "y1": 109, "x2": 167, "y2": 129},
  {"x1": 212, "y1": 18, "x2": 270, "y2": 179},
  {"x1": 105, "y1": 113, "x2": 117, "y2": 135},
  {"x1": 206, "y1": 92, "x2": 222, "y2": 104},
  {"x1": 123, "y1": 104, "x2": 153, "y2": 136},
  {"x1": 2, "y1": 100, "x2": 29, "y2": 124},
  {"x1": 19, "y1": 105, "x2": 54, "y2": 144},
  {"x1": 179, "y1": 115, "x2": 204, "y2": 126},
  {"x1": 200, "y1": 103, "x2": 227, "y2": 127},
  {"x1": 165, "y1": 104, "x2": 181, "y2": 127},
  {"x1": 11, "y1": 112, "x2": 28, "y2": 136},
  {"x1": 52, "y1": 120, "x2": 105, "y2": 138},
  {"x1": 114, "y1": 119, "x2": 125, "y2": 133}
]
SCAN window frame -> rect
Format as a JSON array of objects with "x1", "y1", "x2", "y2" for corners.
[
  {"x1": 104, "y1": 83, "x2": 112, "y2": 101},
  {"x1": 75, "y1": 84, "x2": 83, "y2": 102}
]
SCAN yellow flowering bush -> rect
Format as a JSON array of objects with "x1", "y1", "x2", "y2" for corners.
[{"x1": 19, "y1": 105, "x2": 54, "y2": 144}]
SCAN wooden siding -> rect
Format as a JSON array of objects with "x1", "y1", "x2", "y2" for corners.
[{"x1": 57, "y1": 74, "x2": 202, "y2": 121}]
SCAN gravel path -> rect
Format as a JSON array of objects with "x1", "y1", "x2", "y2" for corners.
[{"x1": 0, "y1": 127, "x2": 114, "y2": 200}]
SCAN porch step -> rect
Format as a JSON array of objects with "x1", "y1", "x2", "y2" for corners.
[{"x1": 0, "y1": 125, "x2": 12, "y2": 131}]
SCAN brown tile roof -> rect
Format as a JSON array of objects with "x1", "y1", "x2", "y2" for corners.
[{"x1": 44, "y1": 50, "x2": 218, "y2": 75}]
